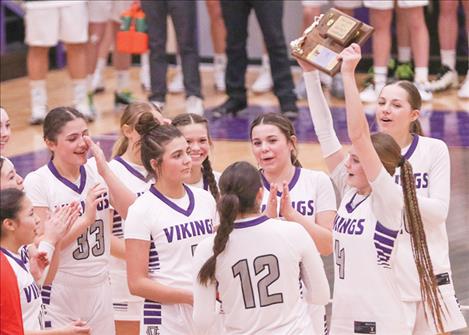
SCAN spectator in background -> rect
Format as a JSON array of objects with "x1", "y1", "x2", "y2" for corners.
[
  {"x1": 360, "y1": 0, "x2": 433, "y2": 103},
  {"x1": 141, "y1": 0, "x2": 204, "y2": 116},
  {"x1": 86, "y1": 0, "x2": 136, "y2": 113},
  {"x1": 213, "y1": 0, "x2": 298, "y2": 120},
  {"x1": 429, "y1": 0, "x2": 469, "y2": 98},
  {"x1": 24, "y1": 0, "x2": 90, "y2": 124},
  {"x1": 168, "y1": 0, "x2": 227, "y2": 94}
]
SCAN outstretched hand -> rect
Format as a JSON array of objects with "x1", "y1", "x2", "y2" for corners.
[
  {"x1": 339, "y1": 43, "x2": 362, "y2": 75},
  {"x1": 263, "y1": 183, "x2": 278, "y2": 218},
  {"x1": 43, "y1": 202, "x2": 81, "y2": 245},
  {"x1": 279, "y1": 182, "x2": 296, "y2": 221}
]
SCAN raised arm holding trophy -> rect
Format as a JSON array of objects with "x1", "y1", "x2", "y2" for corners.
[{"x1": 291, "y1": 8, "x2": 374, "y2": 76}]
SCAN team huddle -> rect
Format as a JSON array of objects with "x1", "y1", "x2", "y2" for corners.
[{"x1": 1, "y1": 45, "x2": 467, "y2": 335}]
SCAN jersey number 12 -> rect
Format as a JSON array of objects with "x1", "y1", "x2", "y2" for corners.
[{"x1": 232, "y1": 254, "x2": 284, "y2": 309}]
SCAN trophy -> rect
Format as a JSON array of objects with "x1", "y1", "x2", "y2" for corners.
[{"x1": 290, "y1": 8, "x2": 374, "y2": 76}]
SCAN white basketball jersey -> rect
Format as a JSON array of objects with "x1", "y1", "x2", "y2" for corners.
[
  {"x1": 24, "y1": 161, "x2": 111, "y2": 279},
  {"x1": 1, "y1": 248, "x2": 43, "y2": 331},
  {"x1": 259, "y1": 167, "x2": 336, "y2": 333},
  {"x1": 108, "y1": 157, "x2": 153, "y2": 303},
  {"x1": 192, "y1": 216, "x2": 330, "y2": 335},
  {"x1": 124, "y1": 185, "x2": 217, "y2": 329},
  {"x1": 394, "y1": 135, "x2": 454, "y2": 300},
  {"x1": 260, "y1": 167, "x2": 336, "y2": 220},
  {"x1": 186, "y1": 170, "x2": 221, "y2": 194},
  {"x1": 330, "y1": 166, "x2": 411, "y2": 334}
]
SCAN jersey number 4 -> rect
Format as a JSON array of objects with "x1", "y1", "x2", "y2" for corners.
[
  {"x1": 73, "y1": 219, "x2": 105, "y2": 260},
  {"x1": 334, "y1": 239, "x2": 345, "y2": 279},
  {"x1": 232, "y1": 254, "x2": 284, "y2": 309}
]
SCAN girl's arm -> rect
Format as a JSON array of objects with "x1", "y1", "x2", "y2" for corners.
[
  {"x1": 294, "y1": 225, "x2": 330, "y2": 306},
  {"x1": 126, "y1": 239, "x2": 193, "y2": 305},
  {"x1": 340, "y1": 44, "x2": 382, "y2": 182},
  {"x1": 25, "y1": 320, "x2": 91, "y2": 334},
  {"x1": 84, "y1": 136, "x2": 136, "y2": 219},
  {"x1": 192, "y1": 239, "x2": 218, "y2": 331},
  {"x1": 298, "y1": 58, "x2": 345, "y2": 173}
]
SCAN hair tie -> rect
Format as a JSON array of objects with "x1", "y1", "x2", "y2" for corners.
[{"x1": 398, "y1": 156, "x2": 406, "y2": 167}]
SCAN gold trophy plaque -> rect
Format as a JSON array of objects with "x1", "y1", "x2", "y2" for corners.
[{"x1": 290, "y1": 8, "x2": 374, "y2": 76}]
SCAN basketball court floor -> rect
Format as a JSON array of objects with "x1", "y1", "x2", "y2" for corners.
[{"x1": 1, "y1": 65, "x2": 468, "y2": 333}]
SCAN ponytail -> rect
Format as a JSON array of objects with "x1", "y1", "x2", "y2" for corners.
[
  {"x1": 198, "y1": 161, "x2": 262, "y2": 285},
  {"x1": 202, "y1": 159, "x2": 220, "y2": 201},
  {"x1": 400, "y1": 160, "x2": 444, "y2": 333},
  {"x1": 198, "y1": 193, "x2": 238, "y2": 285}
]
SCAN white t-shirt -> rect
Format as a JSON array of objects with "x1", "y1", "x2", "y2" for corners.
[
  {"x1": 192, "y1": 216, "x2": 330, "y2": 335},
  {"x1": 108, "y1": 156, "x2": 153, "y2": 303},
  {"x1": 1, "y1": 248, "x2": 43, "y2": 331},
  {"x1": 24, "y1": 160, "x2": 111, "y2": 279},
  {"x1": 330, "y1": 165, "x2": 411, "y2": 334},
  {"x1": 393, "y1": 135, "x2": 454, "y2": 300},
  {"x1": 124, "y1": 184, "x2": 217, "y2": 291}
]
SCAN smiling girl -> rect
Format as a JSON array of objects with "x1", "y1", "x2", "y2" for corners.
[
  {"x1": 124, "y1": 112, "x2": 218, "y2": 335},
  {"x1": 249, "y1": 112, "x2": 336, "y2": 335},
  {"x1": 24, "y1": 107, "x2": 116, "y2": 334},
  {"x1": 373, "y1": 82, "x2": 466, "y2": 334},
  {"x1": 300, "y1": 43, "x2": 448, "y2": 334},
  {"x1": 172, "y1": 113, "x2": 220, "y2": 199}
]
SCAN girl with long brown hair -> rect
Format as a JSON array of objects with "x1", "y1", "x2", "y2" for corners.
[
  {"x1": 124, "y1": 112, "x2": 218, "y2": 335},
  {"x1": 193, "y1": 161, "x2": 329, "y2": 334},
  {"x1": 299, "y1": 44, "x2": 449, "y2": 334}
]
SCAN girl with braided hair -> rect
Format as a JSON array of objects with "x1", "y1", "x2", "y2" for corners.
[
  {"x1": 249, "y1": 112, "x2": 336, "y2": 334},
  {"x1": 298, "y1": 43, "x2": 451, "y2": 334},
  {"x1": 124, "y1": 112, "x2": 217, "y2": 335},
  {"x1": 172, "y1": 113, "x2": 220, "y2": 200},
  {"x1": 193, "y1": 161, "x2": 329, "y2": 334},
  {"x1": 373, "y1": 76, "x2": 466, "y2": 335}
]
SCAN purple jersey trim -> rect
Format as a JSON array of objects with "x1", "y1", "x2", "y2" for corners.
[
  {"x1": 47, "y1": 160, "x2": 86, "y2": 194},
  {"x1": 402, "y1": 135, "x2": 419, "y2": 160},
  {"x1": 0, "y1": 247, "x2": 28, "y2": 272},
  {"x1": 345, "y1": 192, "x2": 370, "y2": 213},
  {"x1": 234, "y1": 215, "x2": 269, "y2": 229},
  {"x1": 261, "y1": 167, "x2": 301, "y2": 197},
  {"x1": 114, "y1": 156, "x2": 148, "y2": 182},
  {"x1": 149, "y1": 184, "x2": 195, "y2": 217}
]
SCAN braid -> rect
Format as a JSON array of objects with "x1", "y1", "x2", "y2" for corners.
[
  {"x1": 202, "y1": 158, "x2": 219, "y2": 201},
  {"x1": 198, "y1": 193, "x2": 238, "y2": 285},
  {"x1": 400, "y1": 160, "x2": 445, "y2": 333}
]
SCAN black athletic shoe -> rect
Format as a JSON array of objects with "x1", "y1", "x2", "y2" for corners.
[{"x1": 212, "y1": 98, "x2": 247, "y2": 118}]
